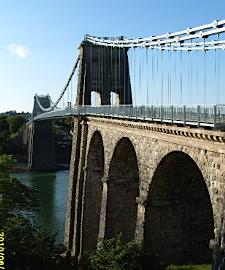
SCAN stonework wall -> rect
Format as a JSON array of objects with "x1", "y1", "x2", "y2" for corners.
[{"x1": 65, "y1": 116, "x2": 225, "y2": 265}]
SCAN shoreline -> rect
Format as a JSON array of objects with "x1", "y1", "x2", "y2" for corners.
[{"x1": 13, "y1": 163, "x2": 70, "y2": 173}]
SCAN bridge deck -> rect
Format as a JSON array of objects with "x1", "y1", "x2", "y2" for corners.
[{"x1": 30, "y1": 105, "x2": 225, "y2": 130}]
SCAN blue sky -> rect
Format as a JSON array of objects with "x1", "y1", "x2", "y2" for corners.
[{"x1": 0, "y1": 0, "x2": 225, "y2": 112}]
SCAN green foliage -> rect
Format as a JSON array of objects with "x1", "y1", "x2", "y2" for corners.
[
  {"x1": 0, "y1": 113, "x2": 29, "y2": 154},
  {"x1": 84, "y1": 235, "x2": 152, "y2": 270},
  {"x1": 0, "y1": 116, "x2": 9, "y2": 132},
  {"x1": 0, "y1": 130, "x2": 10, "y2": 154},
  {"x1": 0, "y1": 154, "x2": 16, "y2": 174},
  {"x1": 6, "y1": 115, "x2": 26, "y2": 134},
  {"x1": 0, "y1": 154, "x2": 72, "y2": 269},
  {"x1": 0, "y1": 175, "x2": 39, "y2": 217},
  {"x1": 53, "y1": 118, "x2": 72, "y2": 135},
  {"x1": 166, "y1": 265, "x2": 211, "y2": 270},
  {"x1": 4, "y1": 216, "x2": 56, "y2": 269}
]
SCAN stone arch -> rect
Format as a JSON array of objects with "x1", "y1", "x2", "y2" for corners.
[
  {"x1": 105, "y1": 137, "x2": 139, "y2": 242},
  {"x1": 144, "y1": 151, "x2": 214, "y2": 266},
  {"x1": 81, "y1": 131, "x2": 104, "y2": 251}
]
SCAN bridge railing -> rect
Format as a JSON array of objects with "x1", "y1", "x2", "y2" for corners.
[
  {"x1": 81, "y1": 105, "x2": 224, "y2": 127},
  {"x1": 32, "y1": 104, "x2": 225, "y2": 130},
  {"x1": 216, "y1": 105, "x2": 225, "y2": 122}
]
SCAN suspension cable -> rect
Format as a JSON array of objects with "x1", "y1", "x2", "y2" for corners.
[
  {"x1": 146, "y1": 48, "x2": 149, "y2": 106},
  {"x1": 180, "y1": 50, "x2": 183, "y2": 104},
  {"x1": 203, "y1": 49, "x2": 207, "y2": 106},
  {"x1": 152, "y1": 49, "x2": 154, "y2": 105},
  {"x1": 161, "y1": 50, "x2": 164, "y2": 105},
  {"x1": 85, "y1": 19, "x2": 225, "y2": 50},
  {"x1": 36, "y1": 55, "x2": 80, "y2": 112},
  {"x1": 217, "y1": 33, "x2": 221, "y2": 104}
]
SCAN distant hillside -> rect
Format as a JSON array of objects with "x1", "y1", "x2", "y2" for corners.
[
  {"x1": 0, "y1": 110, "x2": 31, "y2": 118},
  {"x1": 0, "y1": 112, "x2": 30, "y2": 159}
]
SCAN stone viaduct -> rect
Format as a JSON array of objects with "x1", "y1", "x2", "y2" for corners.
[{"x1": 64, "y1": 115, "x2": 225, "y2": 266}]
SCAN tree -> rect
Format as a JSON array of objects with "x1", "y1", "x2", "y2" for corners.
[
  {"x1": 0, "y1": 116, "x2": 9, "y2": 133},
  {"x1": 0, "y1": 154, "x2": 73, "y2": 270},
  {"x1": 6, "y1": 115, "x2": 26, "y2": 134},
  {"x1": 0, "y1": 114, "x2": 28, "y2": 155}
]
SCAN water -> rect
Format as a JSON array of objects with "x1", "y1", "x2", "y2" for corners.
[{"x1": 14, "y1": 169, "x2": 69, "y2": 244}]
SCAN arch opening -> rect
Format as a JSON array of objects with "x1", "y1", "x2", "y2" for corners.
[
  {"x1": 91, "y1": 91, "x2": 101, "y2": 106},
  {"x1": 144, "y1": 151, "x2": 214, "y2": 265},
  {"x1": 105, "y1": 138, "x2": 139, "y2": 242},
  {"x1": 82, "y1": 131, "x2": 104, "y2": 251},
  {"x1": 110, "y1": 92, "x2": 120, "y2": 106}
]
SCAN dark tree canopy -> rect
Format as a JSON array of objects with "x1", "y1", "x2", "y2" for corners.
[{"x1": 6, "y1": 115, "x2": 26, "y2": 134}]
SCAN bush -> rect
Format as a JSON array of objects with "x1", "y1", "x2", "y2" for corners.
[{"x1": 84, "y1": 234, "x2": 155, "y2": 270}]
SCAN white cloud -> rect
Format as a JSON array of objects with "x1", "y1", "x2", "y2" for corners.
[{"x1": 6, "y1": 43, "x2": 31, "y2": 59}]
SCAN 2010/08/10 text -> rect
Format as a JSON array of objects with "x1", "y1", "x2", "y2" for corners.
[{"x1": 0, "y1": 232, "x2": 5, "y2": 269}]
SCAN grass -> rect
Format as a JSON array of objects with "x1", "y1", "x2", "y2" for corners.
[{"x1": 166, "y1": 264, "x2": 211, "y2": 270}]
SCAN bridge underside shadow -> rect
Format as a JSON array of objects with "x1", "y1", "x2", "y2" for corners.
[
  {"x1": 144, "y1": 151, "x2": 214, "y2": 266},
  {"x1": 105, "y1": 137, "x2": 139, "y2": 242},
  {"x1": 81, "y1": 131, "x2": 104, "y2": 251}
]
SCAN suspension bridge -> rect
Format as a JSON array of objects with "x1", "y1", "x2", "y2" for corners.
[
  {"x1": 27, "y1": 20, "x2": 225, "y2": 269},
  {"x1": 31, "y1": 19, "x2": 225, "y2": 129}
]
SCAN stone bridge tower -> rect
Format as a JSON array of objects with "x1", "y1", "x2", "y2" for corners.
[
  {"x1": 76, "y1": 40, "x2": 132, "y2": 106},
  {"x1": 27, "y1": 95, "x2": 56, "y2": 171},
  {"x1": 64, "y1": 42, "x2": 133, "y2": 260}
]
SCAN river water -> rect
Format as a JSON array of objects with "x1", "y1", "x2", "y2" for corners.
[{"x1": 14, "y1": 169, "x2": 69, "y2": 244}]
